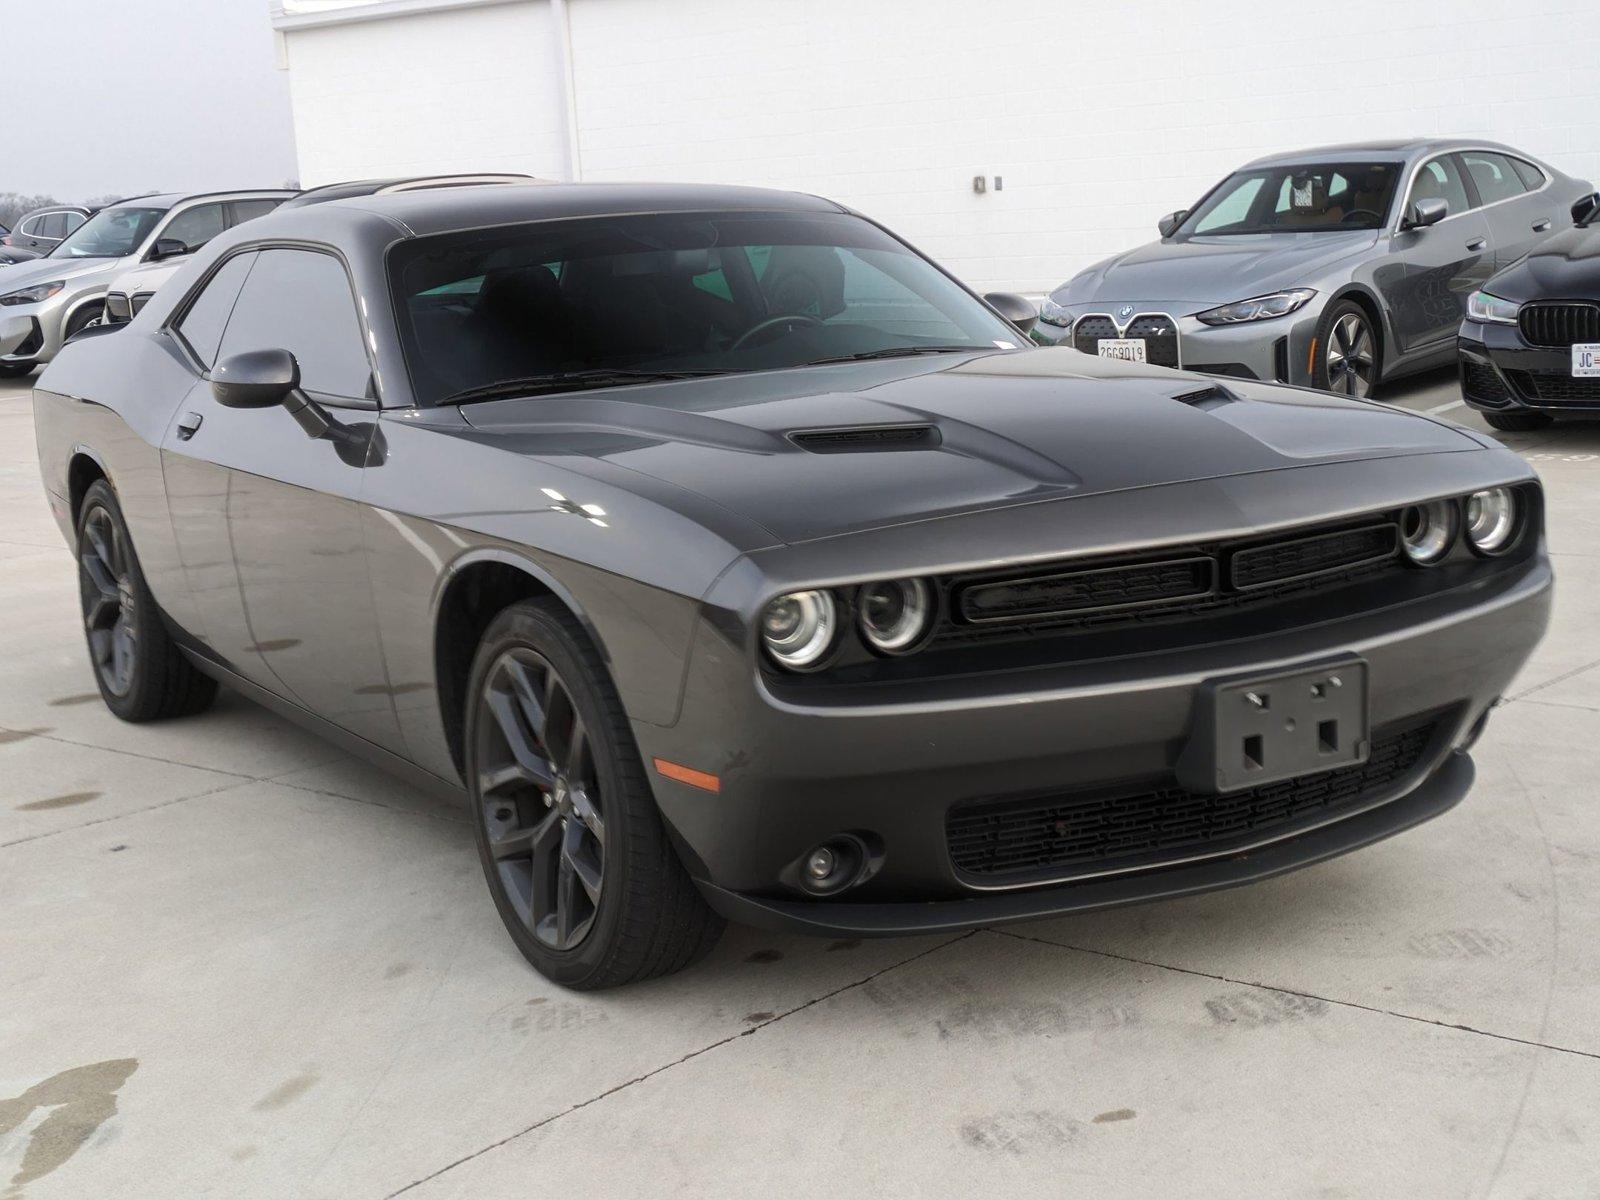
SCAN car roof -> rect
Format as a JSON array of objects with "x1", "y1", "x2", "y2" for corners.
[
  {"x1": 279, "y1": 174, "x2": 551, "y2": 209},
  {"x1": 103, "y1": 189, "x2": 298, "y2": 211},
  {"x1": 1240, "y1": 139, "x2": 1533, "y2": 168},
  {"x1": 324, "y1": 181, "x2": 848, "y2": 237}
]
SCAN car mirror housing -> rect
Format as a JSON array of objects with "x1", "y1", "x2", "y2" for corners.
[
  {"x1": 1572, "y1": 191, "x2": 1600, "y2": 226},
  {"x1": 149, "y1": 238, "x2": 191, "y2": 262},
  {"x1": 211, "y1": 348, "x2": 301, "y2": 410},
  {"x1": 1157, "y1": 210, "x2": 1188, "y2": 239},
  {"x1": 983, "y1": 291, "x2": 1037, "y2": 336},
  {"x1": 1404, "y1": 198, "x2": 1449, "y2": 230}
]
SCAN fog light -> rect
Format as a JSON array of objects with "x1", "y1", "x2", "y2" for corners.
[{"x1": 806, "y1": 846, "x2": 836, "y2": 880}]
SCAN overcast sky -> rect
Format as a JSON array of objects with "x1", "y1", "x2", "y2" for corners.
[{"x1": 6, "y1": 0, "x2": 298, "y2": 201}]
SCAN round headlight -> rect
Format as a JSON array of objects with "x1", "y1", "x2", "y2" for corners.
[
  {"x1": 858, "y1": 578, "x2": 933, "y2": 655},
  {"x1": 1399, "y1": 500, "x2": 1458, "y2": 565},
  {"x1": 1465, "y1": 487, "x2": 1520, "y2": 555},
  {"x1": 761, "y1": 590, "x2": 836, "y2": 670}
]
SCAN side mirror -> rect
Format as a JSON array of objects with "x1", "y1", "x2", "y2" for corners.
[
  {"x1": 148, "y1": 238, "x2": 190, "y2": 262},
  {"x1": 212, "y1": 348, "x2": 300, "y2": 409},
  {"x1": 984, "y1": 291, "x2": 1037, "y2": 336},
  {"x1": 1404, "y1": 198, "x2": 1448, "y2": 230},
  {"x1": 1157, "y1": 210, "x2": 1188, "y2": 239},
  {"x1": 1572, "y1": 191, "x2": 1599, "y2": 226}
]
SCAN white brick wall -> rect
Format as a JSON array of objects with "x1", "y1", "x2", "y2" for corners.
[{"x1": 279, "y1": 0, "x2": 1600, "y2": 292}]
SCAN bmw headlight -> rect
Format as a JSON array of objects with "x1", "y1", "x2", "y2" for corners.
[
  {"x1": 1465, "y1": 488, "x2": 1521, "y2": 555},
  {"x1": 1400, "y1": 499, "x2": 1458, "y2": 565},
  {"x1": 1195, "y1": 288, "x2": 1316, "y2": 326},
  {"x1": 858, "y1": 579, "x2": 933, "y2": 655},
  {"x1": 1466, "y1": 291, "x2": 1519, "y2": 325},
  {"x1": 1038, "y1": 295, "x2": 1074, "y2": 329},
  {"x1": 0, "y1": 280, "x2": 65, "y2": 306},
  {"x1": 761, "y1": 590, "x2": 837, "y2": 670}
]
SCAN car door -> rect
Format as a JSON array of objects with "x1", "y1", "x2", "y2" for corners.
[
  {"x1": 1386, "y1": 154, "x2": 1494, "y2": 354},
  {"x1": 160, "y1": 246, "x2": 403, "y2": 751},
  {"x1": 1460, "y1": 150, "x2": 1549, "y2": 269}
]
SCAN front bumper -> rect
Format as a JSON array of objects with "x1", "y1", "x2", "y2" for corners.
[
  {"x1": 0, "y1": 287, "x2": 90, "y2": 367},
  {"x1": 1458, "y1": 320, "x2": 1600, "y2": 414},
  {"x1": 1032, "y1": 300, "x2": 1322, "y2": 386}
]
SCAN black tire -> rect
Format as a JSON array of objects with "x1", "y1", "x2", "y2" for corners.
[
  {"x1": 1483, "y1": 410, "x2": 1554, "y2": 433},
  {"x1": 76, "y1": 480, "x2": 218, "y2": 721},
  {"x1": 1314, "y1": 299, "x2": 1381, "y2": 398},
  {"x1": 0, "y1": 361, "x2": 33, "y2": 379},
  {"x1": 63, "y1": 303, "x2": 104, "y2": 340},
  {"x1": 464, "y1": 598, "x2": 723, "y2": 990}
]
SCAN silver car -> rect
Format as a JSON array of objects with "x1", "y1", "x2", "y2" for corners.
[
  {"x1": 0, "y1": 189, "x2": 294, "y2": 378},
  {"x1": 1036, "y1": 139, "x2": 1592, "y2": 396}
]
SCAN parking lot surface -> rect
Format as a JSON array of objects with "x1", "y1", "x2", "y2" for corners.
[{"x1": 2, "y1": 368, "x2": 1598, "y2": 1198}]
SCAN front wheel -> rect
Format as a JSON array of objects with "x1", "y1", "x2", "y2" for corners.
[
  {"x1": 464, "y1": 598, "x2": 723, "y2": 989},
  {"x1": 1314, "y1": 301, "x2": 1380, "y2": 398}
]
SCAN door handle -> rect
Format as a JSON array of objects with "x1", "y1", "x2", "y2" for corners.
[
  {"x1": 1466, "y1": 237, "x2": 1487, "y2": 251},
  {"x1": 176, "y1": 411, "x2": 204, "y2": 441},
  {"x1": 1533, "y1": 219, "x2": 1552, "y2": 232}
]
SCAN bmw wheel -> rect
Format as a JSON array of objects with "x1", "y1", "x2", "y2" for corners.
[
  {"x1": 465, "y1": 598, "x2": 723, "y2": 989},
  {"x1": 1316, "y1": 300, "x2": 1380, "y2": 398}
]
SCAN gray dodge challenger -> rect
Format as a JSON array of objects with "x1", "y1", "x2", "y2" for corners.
[
  {"x1": 33, "y1": 182, "x2": 1550, "y2": 989},
  {"x1": 1036, "y1": 139, "x2": 1590, "y2": 397}
]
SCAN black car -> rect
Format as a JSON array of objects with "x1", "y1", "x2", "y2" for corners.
[
  {"x1": 1459, "y1": 191, "x2": 1600, "y2": 428},
  {"x1": 33, "y1": 183, "x2": 1550, "y2": 990}
]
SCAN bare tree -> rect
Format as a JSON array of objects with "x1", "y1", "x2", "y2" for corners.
[{"x1": 0, "y1": 193, "x2": 63, "y2": 228}]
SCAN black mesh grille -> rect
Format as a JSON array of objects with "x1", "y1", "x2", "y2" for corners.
[
  {"x1": 102, "y1": 294, "x2": 132, "y2": 324},
  {"x1": 1460, "y1": 357, "x2": 1510, "y2": 405},
  {"x1": 1506, "y1": 371, "x2": 1600, "y2": 404},
  {"x1": 946, "y1": 717, "x2": 1440, "y2": 881},
  {"x1": 1518, "y1": 302, "x2": 1600, "y2": 349},
  {"x1": 1072, "y1": 316, "x2": 1117, "y2": 353},
  {"x1": 1229, "y1": 523, "x2": 1398, "y2": 590},
  {"x1": 957, "y1": 557, "x2": 1213, "y2": 623}
]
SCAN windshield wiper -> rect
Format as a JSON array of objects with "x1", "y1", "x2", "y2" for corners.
[
  {"x1": 806, "y1": 345, "x2": 990, "y2": 365},
  {"x1": 436, "y1": 368, "x2": 735, "y2": 406}
]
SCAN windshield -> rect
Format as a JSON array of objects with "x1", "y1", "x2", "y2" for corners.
[
  {"x1": 1180, "y1": 163, "x2": 1402, "y2": 235},
  {"x1": 49, "y1": 205, "x2": 167, "y2": 259},
  {"x1": 388, "y1": 210, "x2": 1021, "y2": 405}
]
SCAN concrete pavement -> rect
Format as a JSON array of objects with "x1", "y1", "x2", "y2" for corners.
[{"x1": 2, "y1": 367, "x2": 1598, "y2": 1199}]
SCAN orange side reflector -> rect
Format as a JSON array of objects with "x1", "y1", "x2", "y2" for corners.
[
  {"x1": 1307, "y1": 336, "x2": 1318, "y2": 377},
  {"x1": 653, "y1": 758, "x2": 721, "y2": 793}
]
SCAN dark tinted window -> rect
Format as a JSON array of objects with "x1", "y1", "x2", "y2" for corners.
[
  {"x1": 1407, "y1": 156, "x2": 1472, "y2": 217},
  {"x1": 1182, "y1": 162, "x2": 1401, "y2": 234},
  {"x1": 38, "y1": 213, "x2": 68, "y2": 239},
  {"x1": 175, "y1": 252, "x2": 256, "y2": 366},
  {"x1": 62, "y1": 211, "x2": 86, "y2": 234},
  {"x1": 229, "y1": 198, "x2": 285, "y2": 226},
  {"x1": 1510, "y1": 157, "x2": 1547, "y2": 191},
  {"x1": 1460, "y1": 151, "x2": 1527, "y2": 205},
  {"x1": 217, "y1": 248, "x2": 371, "y2": 398},
  {"x1": 160, "y1": 203, "x2": 228, "y2": 253}
]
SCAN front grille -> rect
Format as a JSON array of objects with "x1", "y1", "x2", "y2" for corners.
[
  {"x1": 1073, "y1": 313, "x2": 1180, "y2": 368},
  {"x1": 1506, "y1": 371, "x2": 1600, "y2": 404},
  {"x1": 130, "y1": 292, "x2": 154, "y2": 316},
  {"x1": 1460, "y1": 357, "x2": 1510, "y2": 405},
  {"x1": 103, "y1": 293, "x2": 132, "y2": 325},
  {"x1": 1518, "y1": 302, "x2": 1600, "y2": 349},
  {"x1": 1229, "y1": 523, "x2": 1398, "y2": 590},
  {"x1": 957, "y1": 557, "x2": 1213, "y2": 624},
  {"x1": 946, "y1": 716, "x2": 1440, "y2": 882}
]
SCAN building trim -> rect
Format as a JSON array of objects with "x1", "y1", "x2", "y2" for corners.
[{"x1": 271, "y1": 0, "x2": 526, "y2": 33}]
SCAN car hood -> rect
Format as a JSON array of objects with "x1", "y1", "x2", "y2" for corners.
[
  {"x1": 459, "y1": 349, "x2": 1479, "y2": 545},
  {"x1": 109, "y1": 258, "x2": 186, "y2": 295},
  {"x1": 0, "y1": 255, "x2": 119, "y2": 291},
  {"x1": 1486, "y1": 225, "x2": 1600, "y2": 301},
  {"x1": 1052, "y1": 230, "x2": 1379, "y2": 310}
]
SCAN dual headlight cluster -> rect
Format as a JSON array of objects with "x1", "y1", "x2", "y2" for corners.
[
  {"x1": 761, "y1": 579, "x2": 933, "y2": 671},
  {"x1": 0, "y1": 280, "x2": 64, "y2": 307},
  {"x1": 1400, "y1": 488, "x2": 1523, "y2": 565}
]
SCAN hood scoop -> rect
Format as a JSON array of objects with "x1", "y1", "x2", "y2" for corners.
[
  {"x1": 1171, "y1": 383, "x2": 1237, "y2": 410},
  {"x1": 788, "y1": 423, "x2": 942, "y2": 453}
]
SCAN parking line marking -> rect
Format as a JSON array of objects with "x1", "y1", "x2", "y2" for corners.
[{"x1": 1427, "y1": 400, "x2": 1465, "y2": 415}]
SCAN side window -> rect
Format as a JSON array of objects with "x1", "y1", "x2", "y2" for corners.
[
  {"x1": 38, "y1": 213, "x2": 67, "y2": 239},
  {"x1": 160, "y1": 203, "x2": 228, "y2": 252},
  {"x1": 175, "y1": 252, "x2": 257, "y2": 367},
  {"x1": 1407, "y1": 157, "x2": 1471, "y2": 218},
  {"x1": 1460, "y1": 152, "x2": 1527, "y2": 206},
  {"x1": 62, "y1": 211, "x2": 87, "y2": 235},
  {"x1": 1510, "y1": 158, "x2": 1547, "y2": 191},
  {"x1": 227, "y1": 198, "x2": 284, "y2": 227},
  {"x1": 216, "y1": 248, "x2": 372, "y2": 399},
  {"x1": 1194, "y1": 177, "x2": 1265, "y2": 233}
]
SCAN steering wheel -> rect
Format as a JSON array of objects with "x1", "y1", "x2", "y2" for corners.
[
  {"x1": 730, "y1": 312, "x2": 824, "y2": 352},
  {"x1": 1341, "y1": 209, "x2": 1382, "y2": 225}
]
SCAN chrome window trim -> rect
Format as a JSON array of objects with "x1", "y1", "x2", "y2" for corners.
[{"x1": 1392, "y1": 147, "x2": 1554, "y2": 234}]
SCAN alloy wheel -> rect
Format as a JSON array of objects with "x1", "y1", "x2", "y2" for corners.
[
  {"x1": 1325, "y1": 311, "x2": 1375, "y2": 397},
  {"x1": 79, "y1": 504, "x2": 137, "y2": 697},
  {"x1": 473, "y1": 648, "x2": 606, "y2": 951}
]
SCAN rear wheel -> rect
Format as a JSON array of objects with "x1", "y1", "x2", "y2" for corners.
[
  {"x1": 1315, "y1": 300, "x2": 1380, "y2": 398},
  {"x1": 465, "y1": 598, "x2": 723, "y2": 989},
  {"x1": 76, "y1": 480, "x2": 217, "y2": 721},
  {"x1": 1483, "y1": 410, "x2": 1554, "y2": 432}
]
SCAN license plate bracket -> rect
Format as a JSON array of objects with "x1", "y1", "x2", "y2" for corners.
[
  {"x1": 1175, "y1": 658, "x2": 1369, "y2": 794},
  {"x1": 1097, "y1": 338, "x2": 1147, "y2": 363}
]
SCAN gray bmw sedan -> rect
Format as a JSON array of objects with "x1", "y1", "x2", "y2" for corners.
[{"x1": 1037, "y1": 139, "x2": 1590, "y2": 396}]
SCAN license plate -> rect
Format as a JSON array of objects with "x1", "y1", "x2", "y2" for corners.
[
  {"x1": 1572, "y1": 343, "x2": 1600, "y2": 377},
  {"x1": 1097, "y1": 338, "x2": 1147, "y2": 363},
  {"x1": 1175, "y1": 658, "x2": 1370, "y2": 794}
]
